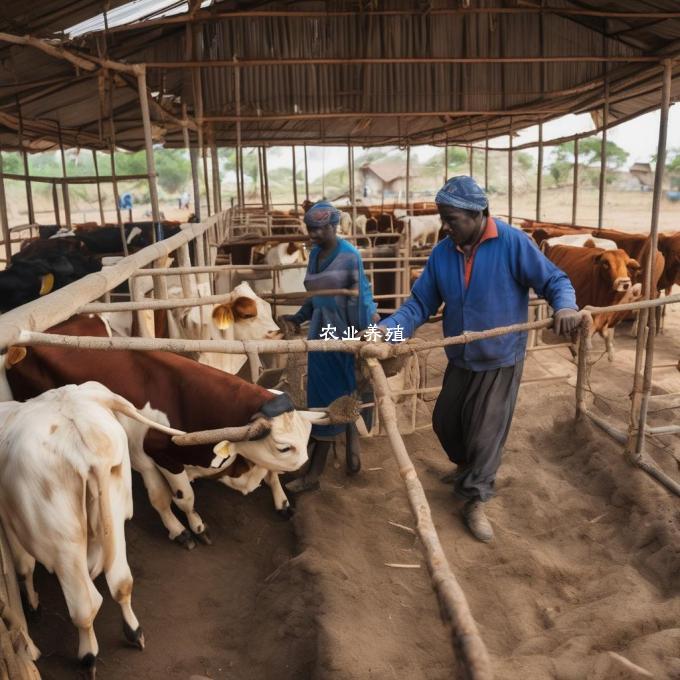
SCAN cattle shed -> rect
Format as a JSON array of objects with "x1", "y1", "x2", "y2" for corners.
[{"x1": 0, "y1": 3, "x2": 679, "y2": 680}]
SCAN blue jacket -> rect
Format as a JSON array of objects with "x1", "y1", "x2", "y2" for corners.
[{"x1": 381, "y1": 219, "x2": 577, "y2": 371}]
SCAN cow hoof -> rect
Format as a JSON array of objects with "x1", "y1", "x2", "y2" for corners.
[
  {"x1": 277, "y1": 504, "x2": 294, "y2": 520},
  {"x1": 194, "y1": 528, "x2": 212, "y2": 546},
  {"x1": 20, "y1": 593, "x2": 41, "y2": 620},
  {"x1": 174, "y1": 530, "x2": 196, "y2": 551},
  {"x1": 123, "y1": 621, "x2": 145, "y2": 650},
  {"x1": 79, "y1": 653, "x2": 97, "y2": 679}
]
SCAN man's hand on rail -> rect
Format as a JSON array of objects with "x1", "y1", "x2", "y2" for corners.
[
  {"x1": 553, "y1": 308, "x2": 582, "y2": 337},
  {"x1": 277, "y1": 315, "x2": 300, "y2": 338}
]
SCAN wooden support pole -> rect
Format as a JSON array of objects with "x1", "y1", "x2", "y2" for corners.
[
  {"x1": 183, "y1": 103, "x2": 201, "y2": 221},
  {"x1": 598, "y1": 35, "x2": 609, "y2": 230},
  {"x1": 291, "y1": 145, "x2": 299, "y2": 214},
  {"x1": 508, "y1": 119, "x2": 513, "y2": 224},
  {"x1": 0, "y1": 150, "x2": 11, "y2": 264},
  {"x1": 57, "y1": 122, "x2": 72, "y2": 229},
  {"x1": 234, "y1": 57, "x2": 243, "y2": 208},
  {"x1": 571, "y1": 137, "x2": 579, "y2": 225},
  {"x1": 348, "y1": 144, "x2": 356, "y2": 229},
  {"x1": 443, "y1": 143, "x2": 448, "y2": 184},
  {"x1": 52, "y1": 182, "x2": 60, "y2": 228},
  {"x1": 536, "y1": 121, "x2": 543, "y2": 221},
  {"x1": 405, "y1": 145, "x2": 411, "y2": 213},
  {"x1": 210, "y1": 129, "x2": 221, "y2": 213},
  {"x1": 136, "y1": 66, "x2": 161, "y2": 240},
  {"x1": 257, "y1": 146, "x2": 265, "y2": 207},
  {"x1": 484, "y1": 129, "x2": 489, "y2": 190},
  {"x1": 365, "y1": 358, "x2": 493, "y2": 680},
  {"x1": 16, "y1": 103, "x2": 34, "y2": 226},
  {"x1": 627, "y1": 59, "x2": 673, "y2": 460},
  {"x1": 469, "y1": 146, "x2": 474, "y2": 177},
  {"x1": 262, "y1": 145, "x2": 271, "y2": 211},
  {"x1": 92, "y1": 150, "x2": 105, "y2": 225},
  {"x1": 202, "y1": 143, "x2": 212, "y2": 216},
  {"x1": 303, "y1": 145, "x2": 310, "y2": 201}
]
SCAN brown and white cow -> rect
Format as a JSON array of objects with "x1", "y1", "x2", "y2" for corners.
[
  {"x1": 0, "y1": 381, "x2": 183, "y2": 677},
  {"x1": 546, "y1": 245, "x2": 642, "y2": 360},
  {"x1": 2, "y1": 315, "x2": 325, "y2": 548}
]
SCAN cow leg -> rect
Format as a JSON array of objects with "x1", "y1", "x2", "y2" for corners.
[
  {"x1": 134, "y1": 459, "x2": 194, "y2": 548},
  {"x1": 54, "y1": 555, "x2": 102, "y2": 677},
  {"x1": 102, "y1": 485, "x2": 144, "y2": 651},
  {"x1": 5, "y1": 527, "x2": 39, "y2": 614},
  {"x1": 158, "y1": 469, "x2": 210, "y2": 545},
  {"x1": 264, "y1": 470, "x2": 293, "y2": 519}
]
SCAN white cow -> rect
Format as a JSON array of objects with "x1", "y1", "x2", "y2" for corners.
[
  {"x1": 338, "y1": 211, "x2": 353, "y2": 235},
  {"x1": 398, "y1": 214, "x2": 442, "y2": 247},
  {"x1": 0, "y1": 381, "x2": 183, "y2": 677},
  {"x1": 393, "y1": 208, "x2": 408, "y2": 219},
  {"x1": 354, "y1": 214, "x2": 368, "y2": 235},
  {"x1": 541, "y1": 234, "x2": 618, "y2": 253}
]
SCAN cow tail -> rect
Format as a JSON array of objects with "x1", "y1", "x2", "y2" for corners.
[
  {"x1": 88, "y1": 467, "x2": 115, "y2": 573},
  {"x1": 99, "y1": 394, "x2": 185, "y2": 436}
]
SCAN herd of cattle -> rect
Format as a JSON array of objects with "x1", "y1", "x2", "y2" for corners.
[{"x1": 0, "y1": 209, "x2": 678, "y2": 675}]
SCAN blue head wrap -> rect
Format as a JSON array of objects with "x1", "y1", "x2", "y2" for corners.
[
  {"x1": 304, "y1": 200, "x2": 340, "y2": 228},
  {"x1": 435, "y1": 176, "x2": 488, "y2": 212}
]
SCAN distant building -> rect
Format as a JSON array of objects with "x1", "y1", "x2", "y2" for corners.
[
  {"x1": 629, "y1": 162, "x2": 654, "y2": 190},
  {"x1": 359, "y1": 159, "x2": 413, "y2": 199}
]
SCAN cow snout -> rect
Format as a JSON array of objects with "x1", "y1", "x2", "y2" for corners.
[
  {"x1": 630, "y1": 283, "x2": 642, "y2": 299},
  {"x1": 614, "y1": 277, "x2": 631, "y2": 292},
  {"x1": 266, "y1": 329, "x2": 284, "y2": 340}
]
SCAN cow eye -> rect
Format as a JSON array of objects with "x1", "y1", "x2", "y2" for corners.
[{"x1": 602, "y1": 261, "x2": 610, "y2": 269}]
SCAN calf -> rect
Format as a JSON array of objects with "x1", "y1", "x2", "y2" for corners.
[
  {"x1": 398, "y1": 214, "x2": 442, "y2": 247},
  {"x1": 3, "y1": 315, "x2": 325, "y2": 548},
  {"x1": 0, "y1": 381, "x2": 182, "y2": 677},
  {"x1": 546, "y1": 245, "x2": 641, "y2": 360}
]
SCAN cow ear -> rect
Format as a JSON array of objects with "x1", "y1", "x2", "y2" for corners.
[
  {"x1": 232, "y1": 296, "x2": 258, "y2": 320},
  {"x1": 628, "y1": 259, "x2": 641, "y2": 272},
  {"x1": 213, "y1": 441, "x2": 236, "y2": 459},
  {"x1": 6, "y1": 346, "x2": 27, "y2": 368},
  {"x1": 39, "y1": 273, "x2": 54, "y2": 296},
  {"x1": 286, "y1": 241, "x2": 298, "y2": 255},
  {"x1": 212, "y1": 303, "x2": 234, "y2": 329}
]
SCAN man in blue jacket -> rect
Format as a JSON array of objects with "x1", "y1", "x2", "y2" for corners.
[{"x1": 380, "y1": 176, "x2": 580, "y2": 543}]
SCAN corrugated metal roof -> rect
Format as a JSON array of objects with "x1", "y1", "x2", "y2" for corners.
[{"x1": 0, "y1": 0, "x2": 679, "y2": 150}]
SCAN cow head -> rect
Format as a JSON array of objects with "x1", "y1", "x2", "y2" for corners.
[
  {"x1": 211, "y1": 281, "x2": 283, "y2": 342},
  {"x1": 596, "y1": 249, "x2": 639, "y2": 293},
  {"x1": 211, "y1": 392, "x2": 326, "y2": 473}
]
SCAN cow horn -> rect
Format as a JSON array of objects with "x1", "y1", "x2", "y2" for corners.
[{"x1": 171, "y1": 417, "x2": 271, "y2": 446}]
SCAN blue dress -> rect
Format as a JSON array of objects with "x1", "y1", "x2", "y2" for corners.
[{"x1": 290, "y1": 239, "x2": 377, "y2": 438}]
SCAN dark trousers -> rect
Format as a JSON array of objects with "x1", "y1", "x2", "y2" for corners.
[{"x1": 432, "y1": 360, "x2": 524, "y2": 502}]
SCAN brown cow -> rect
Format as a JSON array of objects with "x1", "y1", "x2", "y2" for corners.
[
  {"x1": 3, "y1": 316, "x2": 324, "y2": 549},
  {"x1": 546, "y1": 245, "x2": 641, "y2": 360}
]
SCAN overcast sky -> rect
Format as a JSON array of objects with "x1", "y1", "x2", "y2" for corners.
[{"x1": 266, "y1": 104, "x2": 680, "y2": 181}]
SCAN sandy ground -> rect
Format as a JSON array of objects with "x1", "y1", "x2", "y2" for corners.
[{"x1": 25, "y1": 303, "x2": 679, "y2": 679}]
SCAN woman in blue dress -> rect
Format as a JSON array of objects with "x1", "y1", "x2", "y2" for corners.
[{"x1": 281, "y1": 201, "x2": 378, "y2": 493}]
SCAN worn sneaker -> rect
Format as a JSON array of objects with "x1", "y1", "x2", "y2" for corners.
[
  {"x1": 462, "y1": 500, "x2": 494, "y2": 543},
  {"x1": 284, "y1": 476, "x2": 320, "y2": 494}
]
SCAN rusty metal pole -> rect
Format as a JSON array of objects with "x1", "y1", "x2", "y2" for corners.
[
  {"x1": 626, "y1": 59, "x2": 672, "y2": 460},
  {"x1": 571, "y1": 137, "x2": 579, "y2": 225}
]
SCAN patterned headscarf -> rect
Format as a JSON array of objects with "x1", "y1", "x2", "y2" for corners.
[
  {"x1": 435, "y1": 176, "x2": 488, "y2": 212},
  {"x1": 303, "y1": 200, "x2": 340, "y2": 228}
]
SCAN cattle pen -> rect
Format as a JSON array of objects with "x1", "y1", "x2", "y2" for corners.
[{"x1": 0, "y1": 2, "x2": 679, "y2": 679}]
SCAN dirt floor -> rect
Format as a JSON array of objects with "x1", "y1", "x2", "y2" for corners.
[{"x1": 24, "y1": 307, "x2": 680, "y2": 680}]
